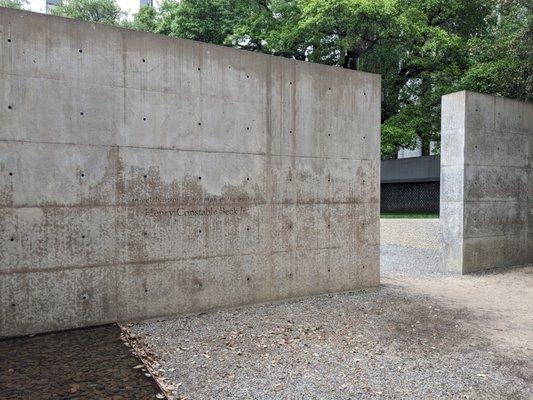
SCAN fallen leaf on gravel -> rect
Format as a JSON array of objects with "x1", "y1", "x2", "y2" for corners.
[{"x1": 274, "y1": 383, "x2": 284, "y2": 391}]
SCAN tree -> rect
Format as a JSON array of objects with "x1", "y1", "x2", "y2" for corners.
[
  {"x1": 128, "y1": 0, "x2": 239, "y2": 44},
  {"x1": 52, "y1": 0, "x2": 124, "y2": 25},
  {"x1": 460, "y1": 0, "x2": 532, "y2": 102},
  {"x1": 0, "y1": 0, "x2": 24, "y2": 9}
]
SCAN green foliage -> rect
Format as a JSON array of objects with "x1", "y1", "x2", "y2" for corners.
[
  {"x1": 52, "y1": 0, "x2": 124, "y2": 25},
  {"x1": 460, "y1": 0, "x2": 532, "y2": 101},
  {"x1": 128, "y1": 0, "x2": 238, "y2": 44},
  {"x1": 0, "y1": 0, "x2": 24, "y2": 9}
]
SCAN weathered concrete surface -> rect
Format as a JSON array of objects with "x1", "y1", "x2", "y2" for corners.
[
  {"x1": 441, "y1": 91, "x2": 532, "y2": 273},
  {"x1": 0, "y1": 9, "x2": 380, "y2": 337}
]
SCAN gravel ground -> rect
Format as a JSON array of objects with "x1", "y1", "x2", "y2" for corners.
[
  {"x1": 0, "y1": 325, "x2": 163, "y2": 400},
  {"x1": 125, "y1": 271, "x2": 533, "y2": 399},
  {"x1": 380, "y1": 218, "x2": 446, "y2": 277},
  {"x1": 124, "y1": 220, "x2": 532, "y2": 399},
  {"x1": 380, "y1": 219, "x2": 440, "y2": 250},
  {"x1": 380, "y1": 244, "x2": 446, "y2": 277}
]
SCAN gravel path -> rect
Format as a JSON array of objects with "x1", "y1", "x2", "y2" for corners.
[
  {"x1": 380, "y1": 219, "x2": 440, "y2": 250},
  {"x1": 380, "y1": 218, "x2": 448, "y2": 277},
  {"x1": 124, "y1": 219, "x2": 532, "y2": 399},
  {"x1": 380, "y1": 245, "x2": 446, "y2": 277},
  {"x1": 125, "y1": 273, "x2": 532, "y2": 399}
]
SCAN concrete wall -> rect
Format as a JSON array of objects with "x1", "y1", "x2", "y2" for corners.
[
  {"x1": 441, "y1": 91, "x2": 532, "y2": 273},
  {"x1": 0, "y1": 9, "x2": 381, "y2": 337}
]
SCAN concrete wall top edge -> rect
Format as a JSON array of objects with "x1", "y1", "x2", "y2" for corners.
[{"x1": 0, "y1": 8, "x2": 381, "y2": 81}]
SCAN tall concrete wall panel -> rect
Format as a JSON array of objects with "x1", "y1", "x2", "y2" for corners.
[
  {"x1": 0, "y1": 9, "x2": 380, "y2": 337},
  {"x1": 441, "y1": 91, "x2": 532, "y2": 273}
]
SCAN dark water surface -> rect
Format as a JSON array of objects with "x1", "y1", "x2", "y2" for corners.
[{"x1": 0, "y1": 324, "x2": 162, "y2": 399}]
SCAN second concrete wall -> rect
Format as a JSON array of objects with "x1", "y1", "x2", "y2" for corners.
[
  {"x1": 441, "y1": 91, "x2": 532, "y2": 273},
  {"x1": 0, "y1": 10, "x2": 380, "y2": 337}
]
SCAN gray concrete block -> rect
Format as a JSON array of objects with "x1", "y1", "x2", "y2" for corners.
[
  {"x1": 441, "y1": 92, "x2": 466, "y2": 131},
  {"x1": 0, "y1": 266, "x2": 117, "y2": 337},
  {"x1": 465, "y1": 131, "x2": 528, "y2": 168},
  {"x1": 0, "y1": 9, "x2": 380, "y2": 337},
  {"x1": 463, "y1": 201, "x2": 527, "y2": 238},
  {"x1": 440, "y1": 91, "x2": 533, "y2": 273},
  {"x1": 464, "y1": 166, "x2": 527, "y2": 203},
  {"x1": 463, "y1": 234, "x2": 527, "y2": 273},
  {"x1": 464, "y1": 91, "x2": 495, "y2": 134},
  {"x1": 0, "y1": 10, "x2": 124, "y2": 87},
  {"x1": 1, "y1": 207, "x2": 117, "y2": 273},
  {"x1": 0, "y1": 142, "x2": 118, "y2": 207},
  {"x1": 0, "y1": 73, "x2": 123, "y2": 145},
  {"x1": 494, "y1": 95, "x2": 530, "y2": 135},
  {"x1": 440, "y1": 165, "x2": 464, "y2": 202}
]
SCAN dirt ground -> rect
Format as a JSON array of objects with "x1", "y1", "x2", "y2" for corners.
[
  {"x1": 124, "y1": 259, "x2": 533, "y2": 399},
  {"x1": 386, "y1": 266, "x2": 533, "y2": 358}
]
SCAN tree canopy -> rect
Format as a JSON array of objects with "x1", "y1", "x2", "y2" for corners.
[
  {"x1": 52, "y1": 0, "x2": 123, "y2": 25},
  {"x1": 0, "y1": 0, "x2": 24, "y2": 9}
]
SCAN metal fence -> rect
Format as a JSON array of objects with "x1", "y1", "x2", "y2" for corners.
[{"x1": 380, "y1": 156, "x2": 440, "y2": 213}]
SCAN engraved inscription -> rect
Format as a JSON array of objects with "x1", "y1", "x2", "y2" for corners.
[{"x1": 145, "y1": 206, "x2": 248, "y2": 217}]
